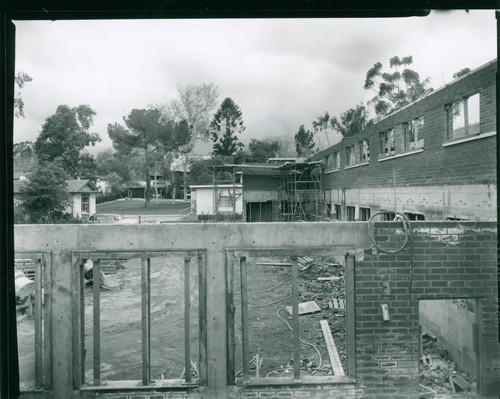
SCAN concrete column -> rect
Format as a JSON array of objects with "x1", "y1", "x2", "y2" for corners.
[
  {"x1": 50, "y1": 251, "x2": 74, "y2": 398},
  {"x1": 205, "y1": 249, "x2": 227, "y2": 398}
]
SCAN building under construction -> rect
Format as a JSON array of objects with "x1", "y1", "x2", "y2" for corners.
[{"x1": 209, "y1": 160, "x2": 327, "y2": 222}]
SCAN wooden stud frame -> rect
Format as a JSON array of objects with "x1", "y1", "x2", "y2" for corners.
[
  {"x1": 73, "y1": 250, "x2": 206, "y2": 389},
  {"x1": 226, "y1": 249, "x2": 356, "y2": 386},
  {"x1": 15, "y1": 252, "x2": 51, "y2": 390}
]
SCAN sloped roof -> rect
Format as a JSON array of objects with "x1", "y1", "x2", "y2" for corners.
[
  {"x1": 13, "y1": 179, "x2": 98, "y2": 194},
  {"x1": 67, "y1": 180, "x2": 99, "y2": 193}
]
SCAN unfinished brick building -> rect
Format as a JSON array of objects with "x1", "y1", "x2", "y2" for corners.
[{"x1": 310, "y1": 59, "x2": 497, "y2": 222}]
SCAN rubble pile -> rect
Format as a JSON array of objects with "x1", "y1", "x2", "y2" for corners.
[
  {"x1": 274, "y1": 256, "x2": 347, "y2": 373},
  {"x1": 420, "y1": 333, "x2": 475, "y2": 396}
]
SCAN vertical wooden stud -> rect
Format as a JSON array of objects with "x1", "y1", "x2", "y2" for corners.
[
  {"x1": 345, "y1": 254, "x2": 356, "y2": 377},
  {"x1": 198, "y1": 252, "x2": 207, "y2": 386},
  {"x1": 93, "y1": 260, "x2": 100, "y2": 386},
  {"x1": 80, "y1": 260, "x2": 86, "y2": 385},
  {"x1": 226, "y1": 251, "x2": 235, "y2": 384},
  {"x1": 239, "y1": 257, "x2": 250, "y2": 383},
  {"x1": 43, "y1": 253, "x2": 52, "y2": 388},
  {"x1": 184, "y1": 256, "x2": 191, "y2": 382},
  {"x1": 141, "y1": 257, "x2": 151, "y2": 386},
  {"x1": 34, "y1": 258, "x2": 43, "y2": 388},
  {"x1": 291, "y1": 256, "x2": 300, "y2": 381}
]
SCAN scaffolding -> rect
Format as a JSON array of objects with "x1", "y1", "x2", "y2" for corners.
[
  {"x1": 211, "y1": 164, "x2": 242, "y2": 220},
  {"x1": 278, "y1": 161, "x2": 327, "y2": 221}
]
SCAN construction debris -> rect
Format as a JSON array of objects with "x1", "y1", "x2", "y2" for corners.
[
  {"x1": 420, "y1": 333, "x2": 475, "y2": 395},
  {"x1": 285, "y1": 300, "x2": 321, "y2": 315}
]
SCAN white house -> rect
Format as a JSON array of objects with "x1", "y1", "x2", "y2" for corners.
[
  {"x1": 190, "y1": 184, "x2": 243, "y2": 217},
  {"x1": 14, "y1": 179, "x2": 99, "y2": 218}
]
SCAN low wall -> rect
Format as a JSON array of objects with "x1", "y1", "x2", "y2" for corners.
[
  {"x1": 420, "y1": 299, "x2": 476, "y2": 375},
  {"x1": 14, "y1": 221, "x2": 499, "y2": 399}
]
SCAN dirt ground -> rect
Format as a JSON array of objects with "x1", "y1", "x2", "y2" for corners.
[
  {"x1": 17, "y1": 254, "x2": 345, "y2": 387},
  {"x1": 233, "y1": 256, "x2": 347, "y2": 379}
]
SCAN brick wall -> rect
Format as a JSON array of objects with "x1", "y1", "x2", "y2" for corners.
[
  {"x1": 230, "y1": 221, "x2": 499, "y2": 399},
  {"x1": 310, "y1": 60, "x2": 497, "y2": 191}
]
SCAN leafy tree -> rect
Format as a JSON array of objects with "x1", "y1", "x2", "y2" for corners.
[
  {"x1": 210, "y1": 98, "x2": 245, "y2": 156},
  {"x1": 294, "y1": 125, "x2": 315, "y2": 156},
  {"x1": 19, "y1": 160, "x2": 71, "y2": 223},
  {"x1": 273, "y1": 136, "x2": 296, "y2": 158},
  {"x1": 161, "y1": 83, "x2": 219, "y2": 201},
  {"x1": 14, "y1": 72, "x2": 32, "y2": 118},
  {"x1": 246, "y1": 139, "x2": 280, "y2": 162},
  {"x1": 166, "y1": 83, "x2": 219, "y2": 143},
  {"x1": 312, "y1": 111, "x2": 333, "y2": 146},
  {"x1": 188, "y1": 155, "x2": 226, "y2": 185},
  {"x1": 364, "y1": 56, "x2": 433, "y2": 117},
  {"x1": 96, "y1": 149, "x2": 141, "y2": 197},
  {"x1": 453, "y1": 68, "x2": 471, "y2": 79},
  {"x1": 14, "y1": 141, "x2": 37, "y2": 173},
  {"x1": 34, "y1": 105, "x2": 101, "y2": 180},
  {"x1": 330, "y1": 105, "x2": 373, "y2": 138},
  {"x1": 108, "y1": 107, "x2": 191, "y2": 207}
]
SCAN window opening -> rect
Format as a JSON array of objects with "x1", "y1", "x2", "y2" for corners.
[
  {"x1": 406, "y1": 117, "x2": 424, "y2": 150},
  {"x1": 404, "y1": 212, "x2": 425, "y2": 221},
  {"x1": 346, "y1": 206, "x2": 355, "y2": 221},
  {"x1": 345, "y1": 145, "x2": 355, "y2": 166},
  {"x1": 229, "y1": 250, "x2": 355, "y2": 385},
  {"x1": 380, "y1": 129, "x2": 395, "y2": 157},
  {"x1": 359, "y1": 140, "x2": 370, "y2": 163},
  {"x1": 82, "y1": 194, "x2": 90, "y2": 213},
  {"x1": 15, "y1": 254, "x2": 47, "y2": 391},
  {"x1": 448, "y1": 93, "x2": 480, "y2": 140},
  {"x1": 78, "y1": 251, "x2": 204, "y2": 388},
  {"x1": 333, "y1": 204, "x2": 341, "y2": 220},
  {"x1": 334, "y1": 152, "x2": 340, "y2": 169},
  {"x1": 359, "y1": 207, "x2": 371, "y2": 221},
  {"x1": 325, "y1": 154, "x2": 335, "y2": 172}
]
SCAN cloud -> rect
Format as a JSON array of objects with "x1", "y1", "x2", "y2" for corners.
[{"x1": 13, "y1": 12, "x2": 496, "y2": 153}]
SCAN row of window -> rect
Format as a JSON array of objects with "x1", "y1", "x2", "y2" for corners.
[
  {"x1": 324, "y1": 92, "x2": 483, "y2": 172},
  {"x1": 327, "y1": 204, "x2": 426, "y2": 222}
]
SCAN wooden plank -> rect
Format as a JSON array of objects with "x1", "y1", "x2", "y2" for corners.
[
  {"x1": 141, "y1": 257, "x2": 151, "y2": 386},
  {"x1": 345, "y1": 254, "x2": 356, "y2": 377},
  {"x1": 320, "y1": 320, "x2": 344, "y2": 376},
  {"x1": 451, "y1": 375, "x2": 471, "y2": 391},
  {"x1": 184, "y1": 257, "x2": 191, "y2": 383},
  {"x1": 255, "y1": 262, "x2": 291, "y2": 267},
  {"x1": 332, "y1": 298, "x2": 339, "y2": 309},
  {"x1": 71, "y1": 253, "x2": 85, "y2": 390},
  {"x1": 71, "y1": 254, "x2": 81, "y2": 390},
  {"x1": 34, "y1": 259, "x2": 42, "y2": 388},
  {"x1": 449, "y1": 376, "x2": 457, "y2": 393},
  {"x1": 291, "y1": 256, "x2": 300, "y2": 381},
  {"x1": 225, "y1": 251, "x2": 235, "y2": 385},
  {"x1": 43, "y1": 253, "x2": 52, "y2": 388},
  {"x1": 339, "y1": 299, "x2": 345, "y2": 309},
  {"x1": 80, "y1": 260, "x2": 86, "y2": 385},
  {"x1": 198, "y1": 252, "x2": 208, "y2": 386},
  {"x1": 285, "y1": 300, "x2": 321, "y2": 316},
  {"x1": 240, "y1": 257, "x2": 250, "y2": 383},
  {"x1": 93, "y1": 259, "x2": 100, "y2": 386},
  {"x1": 317, "y1": 276, "x2": 341, "y2": 281}
]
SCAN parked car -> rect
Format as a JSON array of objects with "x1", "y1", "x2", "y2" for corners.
[{"x1": 87, "y1": 213, "x2": 138, "y2": 224}]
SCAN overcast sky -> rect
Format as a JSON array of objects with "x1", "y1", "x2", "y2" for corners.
[{"x1": 13, "y1": 10, "x2": 497, "y2": 155}]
